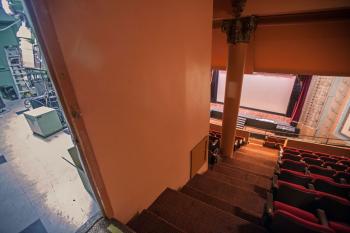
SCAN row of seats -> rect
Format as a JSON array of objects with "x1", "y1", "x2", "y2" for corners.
[
  {"x1": 283, "y1": 150, "x2": 350, "y2": 171},
  {"x1": 209, "y1": 131, "x2": 246, "y2": 152},
  {"x1": 277, "y1": 169, "x2": 350, "y2": 200},
  {"x1": 263, "y1": 136, "x2": 286, "y2": 149},
  {"x1": 279, "y1": 157, "x2": 350, "y2": 184},
  {"x1": 284, "y1": 147, "x2": 350, "y2": 164},
  {"x1": 266, "y1": 180, "x2": 350, "y2": 233},
  {"x1": 208, "y1": 131, "x2": 246, "y2": 165},
  {"x1": 265, "y1": 146, "x2": 350, "y2": 233}
]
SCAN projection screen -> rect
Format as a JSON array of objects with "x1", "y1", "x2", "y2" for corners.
[{"x1": 216, "y1": 71, "x2": 296, "y2": 114}]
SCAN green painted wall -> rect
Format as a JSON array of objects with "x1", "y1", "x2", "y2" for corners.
[{"x1": 0, "y1": 7, "x2": 20, "y2": 93}]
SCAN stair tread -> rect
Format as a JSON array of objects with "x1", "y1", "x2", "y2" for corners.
[
  {"x1": 187, "y1": 174, "x2": 266, "y2": 214},
  {"x1": 234, "y1": 153, "x2": 277, "y2": 167},
  {"x1": 212, "y1": 164, "x2": 272, "y2": 190},
  {"x1": 128, "y1": 209, "x2": 185, "y2": 233},
  {"x1": 148, "y1": 188, "x2": 267, "y2": 233},
  {"x1": 181, "y1": 185, "x2": 262, "y2": 225},
  {"x1": 221, "y1": 158, "x2": 274, "y2": 178},
  {"x1": 204, "y1": 170, "x2": 268, "y2": 197}
]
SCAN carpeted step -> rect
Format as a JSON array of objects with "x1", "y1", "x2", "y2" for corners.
[
  {"x1": 181, "y1": 185, "x2": 262, "y2": 225},
  {"x1": 212, "y1": 163, "x2": 272, "y2": 190},
  {"x1": 187, "y1": 174, "x2": 266, "y2": 215},
  {"x1": 224, "y1": 156, "x2": 275, "y2": 169},
  {"x1": 239, "y1": 146, "x2": 278, "y2": 160},
  {"x1": 148, "y1": 188, "x2": 268, "y2": 233},
  {"x1": 234, "y1": 152, "x2": 277, "y2": 167},
  {"x1": 221, "y1": 158, "x2": 274, "y2": 178},
  {"x1": 127, "y1": 209, "x2": 184, "y2": 233},
  {"x1": 204, "y1": 170, "x2": 267, "y2": 198}
]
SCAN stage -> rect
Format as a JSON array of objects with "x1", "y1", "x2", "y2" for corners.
[{"x1": 210, "y1": 103, "x2": 299, "y2": 137}]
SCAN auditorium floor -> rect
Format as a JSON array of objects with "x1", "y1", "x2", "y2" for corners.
[{"x1": 0, "y1": 100, "x2": 100, "y2": 233}]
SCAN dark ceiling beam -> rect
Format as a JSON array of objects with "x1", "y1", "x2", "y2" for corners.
[{"x1": 213, "y1": 8, "x2": 350, "y2": 28}]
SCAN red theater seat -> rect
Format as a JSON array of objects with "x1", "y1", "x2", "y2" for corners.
[
  {"x1": 303, "y1": 157, "x2": 324, "y2": 166},
  {"x1": 278, "y1": 169, "x2": 312, "y2": 188},
  {"x1": 339, "y1": 160, "x2": 350, "y2": 167},
  {"x1": 308, "y1": 165, "x2": 336, "y2": 178},
  {"x1": 314, "y1": 179, "x2": 350, "y2": 199},
  {"x1": 274, "y1": 201, "x2": 319, "y2": 223},
  {"x1": 280, "y1": 159, "x2": 308, "y2": 173},
  {"x1": 333, "y1": 171, "x2": 350, "y2": 184},
  {"x1": 283, "y1": 148, "x2": 301, "y2": 155},
  {"x1": 301, "y1": 153, "x2": 319, "y2": 159},
  {"x1": 317, "y1": 193, "x2": 350, "y2": 232},
  {"x1": 269, "y1": 210, "x2": 335, "y2": 233},
  {"x1": 299, "y1": 149, "x2": 314, "y2": 154},
  {"x1": 320, "y1": 156, "x2": 338, "y2": 163},
  {"x1": 274, "y1": 180, "x2": 316, "y2": 211},
  {"x1": 331, "y1": 155, "x2": 346, "y2": 161},
  {"x1": 282, "y1": 153, "x2": 302, "y2": 162},
  {"x1": 324, "y1": 162, "x2": 348, "y2": 172},
  {"x1": 328, "y1": 221, "x2": 350, "y2": 233},
  {"x1": 315, "y1": 152, "x2": 333, "y2": 157}
]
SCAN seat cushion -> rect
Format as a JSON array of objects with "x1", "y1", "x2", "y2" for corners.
[
  {"x1": 329, "y1": 221, "x2": 350, "y2": 233},
  {"x1": 274, "y1": 201, "x2": 318, "y2": 223},
  {"x1": 271, "y1": 210, "x2": 335, "y2": 233}
]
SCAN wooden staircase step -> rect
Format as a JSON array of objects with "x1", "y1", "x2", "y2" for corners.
[
  {"x1": 212, "y1": 164, "x2": 272, "y2": 190},
  {"x1": 181, "y1": 185, "x2": 262, "y2": 225},
  {"x1": 239, "y1": 146, "x2": 279, "y2": 160},
  {"x1": 127, "y1": 209, "x2": 185, "y2": 233},
  {"x1": 234, "y1": 153, "x2": 277, "y2": 167},
  {"x1": 204, "y1": 170, "x2": 267, "y2": 198},
  {"x1": 221, "y1": 158, "x2": 274, "y2": 178},
  {"x1": 148, "y1": 188, "x2": 268, "y2": 233},
  {"x1": 225, "y1": 156, "x2": 276, "y2": 170},
  {"x1": 187, "y1": 174, "x2": 266, "y2": 215}
]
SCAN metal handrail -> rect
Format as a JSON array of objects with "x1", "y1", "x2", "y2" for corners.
[{"x1": 243, "y1": 125, "x2": 350, "y2": 143}]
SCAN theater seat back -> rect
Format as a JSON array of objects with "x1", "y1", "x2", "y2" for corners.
[
  {"x1": 282, "y1": 153, "x2": 302, "y2": 161},
  {"x1": 279, "y1": 169, "x2": 312, "y2": 187},
  {"x1": 320, "y1": 156, "x2": 338, "y2": 163},
  {"x1": 276, "y1": 181, "x2": 316, "y2": 211},
  {"x1": 324, "y1": 162, "x2": 348, "y2": 171},
  {"x1": 314, "y1": 179, "x2": 350, "y2": 199},
  {"x1": 281, "y1": 159, "x2": 307, "y2": 173},
  {"x1": 309, "y1": 165, "x2": 336, "y2": 177},
  {"x1": 303, "y1": 157, "x2": 324, "y2": 166},
  {"x1": 270, "y1": 210, "x2": 335, "y2": 233},
  {"x1": 317, "y1": 194, "x2": 350, "y2": 224},
  {"x1": 284, "y1": 149, "x2": 300, "y2": 155},
  {"x1": 301, "y1": 153, "x2": 319, "y2": 159}
]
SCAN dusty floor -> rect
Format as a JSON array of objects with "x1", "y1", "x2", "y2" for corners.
[{"x1": 0, "y1": 100, "x2": 100, "y2": 233}]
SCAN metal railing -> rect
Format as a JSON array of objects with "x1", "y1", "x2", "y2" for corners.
[{"x1": 243, "y1": 125, "x2": 350, "y2": 148}]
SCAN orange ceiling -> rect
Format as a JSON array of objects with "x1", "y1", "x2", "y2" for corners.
[{"x1": 213, "y1": 0, "x2": 350, "y2": 20}]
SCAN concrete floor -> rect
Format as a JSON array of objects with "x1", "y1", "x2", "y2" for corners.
[{"x1": 0, "y1": 100, "x2": 100, "y2": 233}]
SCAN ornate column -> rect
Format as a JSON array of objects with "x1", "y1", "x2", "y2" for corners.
[{"x1": 220, "y1": 17, "x2": 255, "y2": 157}]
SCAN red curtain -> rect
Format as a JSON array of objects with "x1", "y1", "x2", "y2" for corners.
[{"x1": 291, "y1": 75, "x2": 312, "y2": 124}]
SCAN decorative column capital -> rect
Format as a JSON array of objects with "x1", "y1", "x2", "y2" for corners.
[{"x1": 221, "y1": 16, "x2": 256, "y2": 44}]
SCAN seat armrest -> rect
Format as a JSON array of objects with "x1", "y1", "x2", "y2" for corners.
[
  {"x1": 339, "y1": 178, "x2": 347, "y2": 184},
  {"x1": 272, "y1": 175, "x2": 278, "y2": 189},
  {"x1": 274, "y1": 164, "x2": 281, "y2": 175},
  {"x1": 308, "y1": 183, "x2": 315, "y2": 190},
  {"x1": 277, "y1": 156, "x2": 282, "y2": 164},
  {"x1": 326, "y1": 166, "x2": 332, "y2": 169},
  {"x1": 305, "y1": 168, "x2": 310, "y2": 175},
  {"x1": 266, "y1": 192, "x2": 274, "y2": 216},
  {"x1": 316, "y1": 209, "x2": 328, "y2": 226}
]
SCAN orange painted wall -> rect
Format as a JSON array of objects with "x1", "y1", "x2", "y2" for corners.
[
  {"x1": 212, "y1": 20, "x2": 350, "y2": 76},
  {"x1": 44, "y1": 0, "x2": 213, "y2": 222}
]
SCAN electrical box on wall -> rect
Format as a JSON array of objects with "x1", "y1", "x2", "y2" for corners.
[{"x1": 24, "y1": 106, "x2": 63, "y2": 138}]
